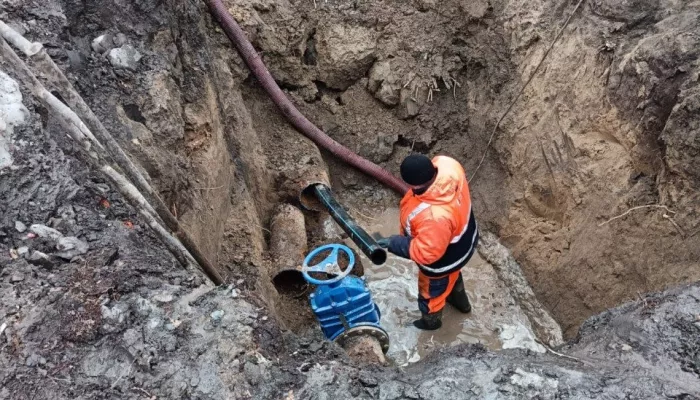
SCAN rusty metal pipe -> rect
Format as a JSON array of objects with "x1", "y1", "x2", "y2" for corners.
[
  {"x1": 342, "y1": 335, "x2": 387, "y2": 365},
  {"x1": 269, "y1": 204, "x2": 308, "y2": 293}
]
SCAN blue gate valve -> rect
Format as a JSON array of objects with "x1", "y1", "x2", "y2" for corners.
[{"x1": 302, "y1": 244, "x2": 390, "y2": 353}]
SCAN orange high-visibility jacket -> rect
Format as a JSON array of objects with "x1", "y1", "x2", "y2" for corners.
[{"x1": 399, "y1": 156, "x2": 478, "y2": 276}]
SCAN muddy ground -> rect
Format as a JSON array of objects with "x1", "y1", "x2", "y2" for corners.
[{"x1": 1, "y1": 0, "x2": 700, "y2": 398}]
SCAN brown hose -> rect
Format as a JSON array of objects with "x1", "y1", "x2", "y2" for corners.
[{"x1": 203, "y1": 0, "x2": 409, "y2": 195}]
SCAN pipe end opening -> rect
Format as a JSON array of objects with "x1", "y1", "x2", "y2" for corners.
[
  {"x1": 273, "y1": 270, "x2": 308, "y2": 296},
  {"x1": 369, "y1": 249, "x2": 387, "y2": 265},
  {"x1": 300, "y1": 183, "x2": 326, "y2": 211}
]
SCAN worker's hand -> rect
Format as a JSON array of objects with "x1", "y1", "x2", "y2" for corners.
[{"x1": 387, "y1": 235, "x2": 412, "y2": 259}]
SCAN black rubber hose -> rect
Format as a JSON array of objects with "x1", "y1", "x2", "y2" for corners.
[{"x1": 313, "y1": 184, "x2": 387, "y2": 265}]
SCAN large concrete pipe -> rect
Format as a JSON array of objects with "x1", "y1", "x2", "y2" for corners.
[
  {"x1": 275, "y1": 134, "x2": 330, "y2": 212},
  {"x1": 297, "y1": 160, "x2": 331, "y2": 212}
]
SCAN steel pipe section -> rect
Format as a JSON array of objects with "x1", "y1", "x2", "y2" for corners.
[{"x1": 269, "y1": 204, "x2": 308, "y2": 294}]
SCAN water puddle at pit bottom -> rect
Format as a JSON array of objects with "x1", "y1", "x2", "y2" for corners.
[{"x1": 343, "y1": 208, "x2": 544, "y2": 366}]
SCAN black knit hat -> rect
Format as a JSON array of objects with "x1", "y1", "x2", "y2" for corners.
[{"x1": 400, "y1": 154, "x2": 436, "y2": 186}]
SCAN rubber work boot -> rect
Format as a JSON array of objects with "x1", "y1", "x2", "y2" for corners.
[
  {"x1": 413, "y1": 310, "x2": 443, "y2": 330},
  {"x1": 446, "y1": 273, "x2": 472, "y2": 313}
]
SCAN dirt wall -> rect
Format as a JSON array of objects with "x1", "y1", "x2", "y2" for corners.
[{"x1": 489, "y1": 0, "x2": 700, "y2": 336}]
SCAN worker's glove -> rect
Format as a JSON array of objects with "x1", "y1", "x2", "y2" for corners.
[{"x1": 387, "y1": 235, "x2": 412, "y2": 259}]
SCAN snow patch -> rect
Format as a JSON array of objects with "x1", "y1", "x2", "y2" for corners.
[
  {"x1": 0, "y1": 70, "x2": 29, "y2": 169},
  {"x1": 499, "y1": 321, "x2": 546, "y2": 353}
]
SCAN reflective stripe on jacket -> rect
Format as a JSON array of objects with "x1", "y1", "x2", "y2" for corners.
[{"x1": 399, "y1": 156, "x2": 478, "y2": 276}]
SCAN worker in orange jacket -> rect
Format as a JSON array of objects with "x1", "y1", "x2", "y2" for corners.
[{"x1": 377, "y1": 154, "x2": 479, "y2": 330}]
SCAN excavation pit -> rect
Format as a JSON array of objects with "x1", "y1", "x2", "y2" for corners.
[{"x1": 4, "y1": 0, "x2": 700, "y2": 396}]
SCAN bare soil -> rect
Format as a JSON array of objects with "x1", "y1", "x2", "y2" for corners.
[{"x1": 2, "y1": 0, "x2": 700, "y2": 398}]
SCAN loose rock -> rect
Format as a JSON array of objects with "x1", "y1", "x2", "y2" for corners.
[
  {"x1": 29, "y1": 224, "x2": 63, "y2": 241},
  {"x1": 14, "y1": 221, "x2": 27, "y2": 233},
  {"x1": 358, "y1": 371, "x2": 379, "y2": 387},
  {"x1": 25, "y1": 353, "x2": 47, "y2": 367},
  {"x1": 27, "y1": 251, "x2": 53, "y2": 268},
  {"x1": 315, "y1": 24, "x2": 377, "y2": 90},
  {"x1": 11, "y1": 273, "x2": 24, "y2": 283},
  {"x1": 368, "y1": 60, "x2": 401, "y2": 106},
  {"x1": 108, "y1": 45, "x2": 142, "y2": 70},
  {"x1": 101, "y1": 302, "x2": 130, "y2": 333},
  {"x1": 210, "y1": 310, "x2": 224, "y2": 321},
  {"x1": 91, "y1": 34, "x2": 114, "y2": 54},
  {"x1": 153, "y1": 293, "x2": 175, "y2": 304},
  {"x1": 55, "y1": 236, "x2": 89, "y2": 260},
  {"x1": 113, "y1": 33, "x2": 127, "y2": 47}
]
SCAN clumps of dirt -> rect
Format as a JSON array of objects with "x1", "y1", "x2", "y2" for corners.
[
  {"x1": 564, "y1": 283, "x2": 700, "y2": 393},
  {"x1": 273, "y1": 281, "x2": 317, "y2": 334},
  {"x1": 57, "y1": 267, "x2": 106, "y2": 343},
  {"x1": 314, "y1": 23, "x2": 378, "y2": 91},
  {"x1": 674, "y1": 318, "x2": 700, "y2": 378}
]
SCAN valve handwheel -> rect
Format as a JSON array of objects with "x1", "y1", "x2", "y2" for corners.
[{"x1": 302, "y1": 244, "x2": 355, "y2": 285}]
